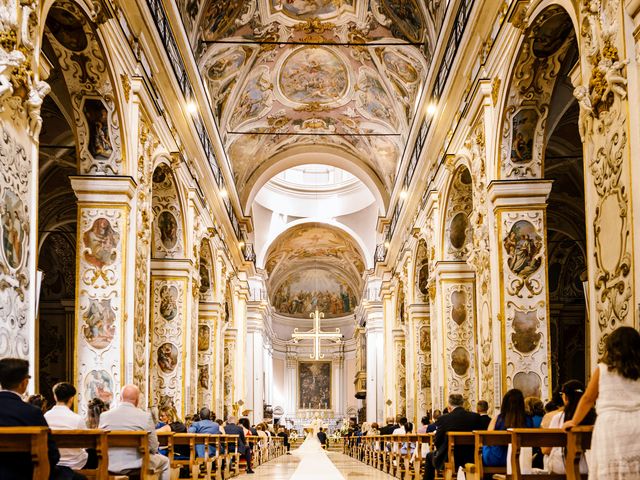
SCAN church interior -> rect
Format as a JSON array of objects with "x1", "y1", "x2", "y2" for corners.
[{"x1": 1, "y1": 0, "x2": 640, "y2": 478}]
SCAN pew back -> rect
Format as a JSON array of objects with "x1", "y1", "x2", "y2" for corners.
[
  {"x1": 51, "y1": 429, "x2": 109, "y2": 479},
  {"x1": 0, "y1": 426, "x2": 50, "y2": 480}
]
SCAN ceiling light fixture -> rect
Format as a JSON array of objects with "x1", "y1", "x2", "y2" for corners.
[
  {"x1": 186, "y1": 101, "x2": 198, "y2": 114},
  {"x1": 384, "y1": 240, "x2": 390, "y2": 248},
  {"x1": 239, "y1": 241, "x2": 245, "y2": 248},
  {"x1": 399, "y1": 189, "x2": 408, "y2": 200},
  {"x1": 219, "y1": 188, "x2": 228, "y2": 198},
  {"x1": 426, "y1": 102, "x2": 437, "y2": 117}
]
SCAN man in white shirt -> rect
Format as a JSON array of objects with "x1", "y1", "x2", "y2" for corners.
[
  {"x1": 44, "y1": 382, "x2": 90, "y2": 471},
  {"x1": 99, "y1": 384, "x2": 170, "y2": 480}
]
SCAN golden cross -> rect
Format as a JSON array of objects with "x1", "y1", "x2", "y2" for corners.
[{"x1": 291, "y1": 308, "x2": 342, "y2": 360}]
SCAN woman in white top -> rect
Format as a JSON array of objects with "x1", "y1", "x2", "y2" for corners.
[
  {"x1": 546, "y1": 380, "x2": 595, "y2": 474},
  {"x1": 563, "y1": 326, "x2": 640, "y2": 479}
]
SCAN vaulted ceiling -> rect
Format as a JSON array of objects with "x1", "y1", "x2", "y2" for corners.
[
  {"x1": 177, "y1": 0, "x2": 447, "y2": 205},
  {"x1": 263, "y1": 222, "x2": 366, "y2": 318}
]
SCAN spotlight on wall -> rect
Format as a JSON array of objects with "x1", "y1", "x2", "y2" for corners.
[
  {"x1": 238, "y1": 241, "x2": 245, "y2": 248},
  {"x1": 186, "y1": 101, "x2": 198, "y2": 114},
  {"x1": 426, "y1": 102, "x2": 437, "y2": 117},
  {"x1": 399, "y1": 189, "x2": 408, "y2": 200},
  {"x1": 384, "y1": 240, "x2": 390, "y2": 248},
  {"x1": 219, "y1": 188, "x2": 228, "y2": 198}
]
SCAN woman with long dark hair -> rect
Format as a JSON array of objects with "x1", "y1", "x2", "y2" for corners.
[
  {"x1": 546, "y1": 380, "x2": 596, "y2": 474},
  {"x1": 482, "y1": 388, "x2": 534, "y2": 467},
  {"x1": 563, "y1": 326, "x2": 640, "y2": 479}
]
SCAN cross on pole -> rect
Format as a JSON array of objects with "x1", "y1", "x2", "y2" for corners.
[{"x1": 291, "y1": 308, "x2": 342, "y2": 360}]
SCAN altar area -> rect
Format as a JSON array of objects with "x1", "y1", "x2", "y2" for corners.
[{"x1": 283, "y1": 409, "x2": 341, "y2": 436}]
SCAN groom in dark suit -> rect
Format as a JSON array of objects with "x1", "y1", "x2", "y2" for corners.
[
  {"x1": 0, "y1": 358, "x2": 61, "y2": 479},
  {"x1": 423, "y1": 393, "x2": 484, "y2": 480},
  {"x1": 317, "y1": 427, "x2": 328, "y2": 448}
]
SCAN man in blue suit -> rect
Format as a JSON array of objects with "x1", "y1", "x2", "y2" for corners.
[
  {"x1": 188, "y1": 407, "x2": 221, "y2": 457},
  {"x1": 224, "y1": 415, "x2": 254, "y2": 474},
  {"x1": 0, "y1": 358, "x2": 62, "y2": 479}
]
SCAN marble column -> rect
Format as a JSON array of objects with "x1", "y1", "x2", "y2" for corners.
[
  {"x1": 70, "y1": 176, "x2": 135, "y2": 415},
  {"x1": 489, "y1": 180, "x2": 552, "y2": 400}
]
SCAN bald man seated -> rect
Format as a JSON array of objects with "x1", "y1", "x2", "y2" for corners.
[{"x1": 98, "y1": 385, "x2": 170, "y2": 480}]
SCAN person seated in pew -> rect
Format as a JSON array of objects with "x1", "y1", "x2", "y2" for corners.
[
  {"x1": 215, "y1": 417, "x2": 226, "y2": 434},
  {"x1": 525, "y1": 396, "x2": 545, "y2": 428},
  {"x1": 225, "y1": 415, "x2": 254, "y2": 474},
  {"x1": 423, "y1": 393, "x2": 484, "y2": 480},
  {"x1": 277, "y1": 426, "x2": 290, "y2": 454},
  {"x1": 482, "y1": 388, "x2": 535, "y2": 468},
  {"x1": 45, "y1": 382, "x2": 97, "y2": 473},
  {"x1": 541, "y1": 388, "x2": 563, "y2": 428},
  {"x1": 544, "y1": 380, "x2": 596, "y2": 475},
  {"x1": 418, "y1": 414, "x2": 431, "y2": 434},
  {"x1": 476, "y1": 401, "x2": 491, "y2": 430},
  {"x1": 188, "y1": 407, "x2": 221, "y2": 458},
  {"x1": 400, "y1": 422, "x2": 416, "y2": 456},
  {"x1": 368, "y1": 422, "x2": 380, "y2": 436},
  {"x1": 86, "y1": 398, "x2": 109, "y2": 429},
  {"x1": 379, "y1": 416, "x2": 399, "y2": 435},
  {"x1": 0, "y1": 358, "x2": 67, "y2": 480},
  {"x1": 28, "y1": 393, "x2": 49, "y2": 414},
  {"x1": 155, "y1": 405, "x2": 189, "y2": 459},
  {"x1": 426, "y1": 410, "x2": 441, "y2": 433},
  {"x1": 98, "y1": 384, "x2": 170, "y2": 480}
]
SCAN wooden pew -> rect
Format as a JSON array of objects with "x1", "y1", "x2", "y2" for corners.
[
  {"x1": 471, "y1": 430, "x2": 511, "y2": 479},
  {"x1": 509, "y1": 428, "x2": 566, "y2": 480},
  {"x1": 170, "y1": 433, "x2": 198, "y2": 479},
  {"x1": 106, "y1": 431, "x2": 158, "y2": 479},
  {"x1": 444, "y1": 432, "x2": 475, "y2": 480},
  {"x1": 566, "y1": 426, "x2": 593, "y2": 480},
  {"x1": 51, "y1": 429, "x2": 109, "y2": 479},
  {"x1": 156, "y1": 431, "x2": 180, "y2": 480},
  {"x1": 0, "y1": 426, "x2": 50, "y2": 479}
]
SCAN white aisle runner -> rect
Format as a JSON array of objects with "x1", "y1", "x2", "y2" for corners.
[{"x1": 289, "y1": 434, "x2": 346, "y2": 480}]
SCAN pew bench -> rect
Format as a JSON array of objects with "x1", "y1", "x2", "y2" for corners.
[
  {"x1": 565, "y1": 426, "x2": 593, "y2": 480},
  {"x1": 0, "y1": 426, "x2": 51, "y2": 479},
  {"x1": 106, "y1": 431, "x2": 158, "y2": 480},
  {"x1": 510, "y1": 428, "x2": 566, "y2": 480},
  {"x1": 470, "y1": 430, "x2": 511, "y2": 480},
  {"x1": 51, "y1": 429, "x2": 109, "y2": 479},
  {"x1": 444, "y1": 432, "x2": 475, "y2": 480}
]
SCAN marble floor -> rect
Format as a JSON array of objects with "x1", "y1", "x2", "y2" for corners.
[{"x1": 236, "y1": 451, "x2": 396, "y2": 479}]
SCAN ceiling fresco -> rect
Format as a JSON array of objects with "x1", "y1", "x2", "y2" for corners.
[
  {"x1": 263, "y1": 223, "x2": 366, "y2": 318},
  {"x1": 177, "y1": 0, "x2": 447, "y2": 203}
]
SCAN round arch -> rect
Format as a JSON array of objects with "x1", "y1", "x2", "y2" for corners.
[
  {"x1": 242, "y1": 144, "x2": 389, "y2": 215},
  {"x1": 257, "y1": 217, "x2": 373, "y2": 270}
]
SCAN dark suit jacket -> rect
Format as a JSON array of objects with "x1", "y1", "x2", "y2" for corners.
[
  {"x1": 379, "y1": 423, "x2": 399, "y2": 435},
  {"x1": 224, "y1": 423, "x2": 247, "y2": 454},
  {"x1": 433, "y1": 407, "x2": 483, "y2": 470},
  {"x1": 277, "y1": 431, "x2": 289, "y2": 447},
  {"x1": 479, "y1": 414, "x2": 491, "y2": 430},
  {"x1": 317, "y1": 431, "x2": 327, "y2": 445},
  {"x1": 0, "y1": 391, "x2": 60, "y2": 479}
]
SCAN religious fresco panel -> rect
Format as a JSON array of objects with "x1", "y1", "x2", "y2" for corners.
[
  {"x1": 75, "y1": 206, "x2": 127, "y2": 416},
  {"x1": 151, "y1": 164, "x2": 185, "y2": 259},
  {"x1": 499, "y1": 211, "x2": 550, "y2": 399},
  {"x1": 149, "y1": 278, "x2": 187, "y2": 416}
]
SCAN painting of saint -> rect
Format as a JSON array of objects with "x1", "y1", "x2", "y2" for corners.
[
  {"x1": 198, "y1": 365, "x2": 209, "y2": 389},
  {"x1": 504, "y1": 220, "x2": 542, "y2": 277},
  {"x1": 232, "y1": 71, "x2": 272, "y2": 127},
  {"x1": 381, "y1": 0, "x2": 424, "y2": 42},
  {"x1": 159, "y1": 285, "x2": 178, "y2": 321},
  {"x1": 199, "y1": 261, "x2": 211, "y2": 295},
  {"x1": 84, "y1": 370, "x2": 113, "y2": 404},
  {"x1": 417, "y1": 263, "x2": 429, "y2": 296},
  {"x1": 451, "y1": 290, "x2": 467, "y2": 326},
  {"x1": 449, "y1": 212, "x2": 469, "y2": 250},
  {"x1": 1, "y1": 190, "x2": 26, "y2": 270},
  {"x1": 157, "y1": 211, "x2": 178, "y2": 250},
  {"x1": 382, "y1": 51, "x2": 419, "y2": 83},
  {"x1": 451, "y1": 347, "x2": 471, "y2": 376},
  {"x1": 82, "y1": 298, "x2": 116, "y2": 349},
  {"x1": 82, "y1": 217, "x2": 119, "y2": 268},
  {"x1": 280, "y1": 47, "x2": 348, "y2": 104},
  {"x1": 357, "y1": 71, "x2": 397, "y2": 127},
  {"x1": 510, "y1": 109, "x2": 538, "y2": 163},
  {"x1": 512, "y1": 309, "x2": 542, "y2": 354},
  {"x1": 157, "y1": 342, "x2": 179, "y2": 373},
  {"x1": 419, "y1": 326, "x2": 430, "y2": 353},
  {"x1": 298, "y1": 361, "x2": 331, "y2": 409},
  {"x1": 198, "y1": 325, "x2": 210, "y2": 351},
  {"x1": 84, "y1": 99, "x2": 113, "y2": 160},
  {"x1": 46, "y1": 7, "x2": 88, "y2": 52}
]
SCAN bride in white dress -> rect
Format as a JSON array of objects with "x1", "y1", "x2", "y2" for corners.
[{"x1": 290, "y1": 432, "x2": 345, "y2": 480}]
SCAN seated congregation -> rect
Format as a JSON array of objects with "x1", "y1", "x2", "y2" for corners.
[
  {"x1": 0, "y1": 358, "x2": 285, "y2": 480},
  {"x1": 342, "y1": 326, "x2": 640, "y2": 480}
]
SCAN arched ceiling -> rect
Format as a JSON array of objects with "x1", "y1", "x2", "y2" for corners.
[
  {"x1": 177, "y1": 0, "x2": 447, "y2": 203},
  {"x1": 264, "y1": 222, "x2": 366, "y2": 319}
]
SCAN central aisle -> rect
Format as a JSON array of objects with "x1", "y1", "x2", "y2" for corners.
[{"x1": 237, "y1": 451, "x2": 397, "y2": 479}]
